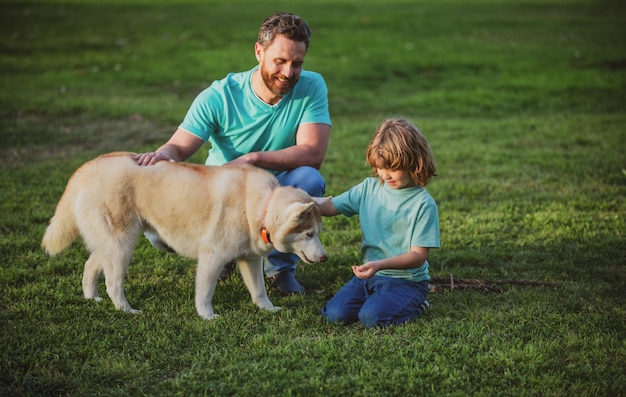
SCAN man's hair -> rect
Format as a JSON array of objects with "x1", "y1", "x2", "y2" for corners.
[
  {"x1": 257, "y1": 13, "x2": 312, "y2": 49},
  {"x1": 366, "y1": 118, "x2": 437, "y2": 187}
]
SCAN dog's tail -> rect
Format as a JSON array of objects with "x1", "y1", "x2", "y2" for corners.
[{"x1": 41, "y1": 183, "x2": 79, "y2": 256}]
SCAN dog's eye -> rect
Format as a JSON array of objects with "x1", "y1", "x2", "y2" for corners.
[{"x1": 306, "y1": 232, "x2": 314, "y2": 238}]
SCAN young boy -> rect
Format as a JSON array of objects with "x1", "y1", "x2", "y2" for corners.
[{"x1": 315, "y1": 118, "x2": 439, "y2": 328}]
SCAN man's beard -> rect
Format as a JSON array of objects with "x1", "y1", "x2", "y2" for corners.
[{"x1": 260, "y1": 67, "x2": 297, "y2": 97}]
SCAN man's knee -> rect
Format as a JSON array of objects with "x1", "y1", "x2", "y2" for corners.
[{"x1": 278, "y1": 166, "x2": 326, "y2": 196}]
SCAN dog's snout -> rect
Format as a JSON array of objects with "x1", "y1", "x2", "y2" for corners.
[{"x1": 319, "y1": 254, "x2": 328, "y2": 262}]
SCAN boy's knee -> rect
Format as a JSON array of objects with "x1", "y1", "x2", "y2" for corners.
[
  {"x1": 358, "y1": 308, "x2": 392, "y2": 329},
  {"x1": 321, "y1": 304, "x2": 349, "y2": 324}
]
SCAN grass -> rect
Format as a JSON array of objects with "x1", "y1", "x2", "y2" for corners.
[{"x1": 1, "y1": 0, "x2": 625, "y2": 395}]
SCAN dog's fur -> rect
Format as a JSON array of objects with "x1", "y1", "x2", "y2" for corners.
[{"x1": 42, "y1": 152, "x2": 328, "y2": 319}]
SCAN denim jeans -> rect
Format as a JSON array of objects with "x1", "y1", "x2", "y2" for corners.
[
  {"x1": 321, "y1": 275, "x2": 429, "y2": 328},
  {"x1": 264, "y1": 166, "x2": 326, "y2": 277}
]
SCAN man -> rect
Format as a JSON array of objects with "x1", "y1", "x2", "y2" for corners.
[{"x1": 135, "y1": 13, "x2": 331, "y2": 295}]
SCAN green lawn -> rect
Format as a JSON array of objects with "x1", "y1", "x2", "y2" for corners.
[{"x1": 1, "y1": 0, "x2": 625, "y2": 395}]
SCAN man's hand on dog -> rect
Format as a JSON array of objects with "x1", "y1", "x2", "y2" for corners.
[{"x1": 134, "y1": 152, "x2": 175, "y2": 166}]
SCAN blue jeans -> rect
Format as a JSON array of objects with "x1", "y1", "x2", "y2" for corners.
[
  {"x1": 264, "y1": 166, "x2": 326, "y2": 277},
  {"x1": 321, "y1": 275, "x2": 429, "y2": 328}
]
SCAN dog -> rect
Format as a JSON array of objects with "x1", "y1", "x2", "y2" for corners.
[{"x1": 42, "y1": 152, "x2": 328, "y2": 319}]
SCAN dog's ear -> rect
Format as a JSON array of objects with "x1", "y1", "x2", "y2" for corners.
[{"x1": 292, "y1": 202, "x2": 315, "y2": 221}]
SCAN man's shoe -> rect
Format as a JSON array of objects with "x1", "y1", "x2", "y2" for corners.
[
  {"x1": 269, "y1": 271, "x2": 305, "y2": 296},
  {"x1": 419, "y1": 300, "x2": 430, "y2": 315},
  {"x1": 218, "y1": 260, "x2": 237, "y2": 282}
]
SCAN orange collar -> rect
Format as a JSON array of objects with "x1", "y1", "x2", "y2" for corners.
[
  {"x1": 261, "y1": 227, "x2": 272, "y2": 244},
  {"x1": 260, "y1": 190, "x2": 274, "y2": 245}
]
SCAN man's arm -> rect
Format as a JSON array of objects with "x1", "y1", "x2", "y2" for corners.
[
  {"x1": 228, "y1": 122, "x2": 330, "y2": 171},
  {"x1": 135, "y1": 128, "x2": 205, "y2": 166}
]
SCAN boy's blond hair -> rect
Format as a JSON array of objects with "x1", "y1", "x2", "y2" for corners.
[{"x1": 366, "y1": 118, "x2": 437, "y2": 187}]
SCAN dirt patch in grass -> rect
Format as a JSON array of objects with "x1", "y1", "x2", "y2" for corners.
[{"x1": 1, "y1": 114, "x2": 175, "y2": 167}]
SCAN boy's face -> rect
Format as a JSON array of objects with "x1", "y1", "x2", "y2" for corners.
[{"x1": 376, "y1": 168, "x2": 416, "y2": 189}]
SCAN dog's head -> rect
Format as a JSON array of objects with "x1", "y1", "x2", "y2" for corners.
[{"x1": 267, "y1": 187, "x2": 328, "y2": 264}]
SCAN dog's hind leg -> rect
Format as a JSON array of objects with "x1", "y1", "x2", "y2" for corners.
[
  {"x1": 195, "y1": 253, "x2": 225, "y2": 319},
  {"x1": 238, "y1": 257, "x2": 279, "y2": 312},
  {"x1": 82, "y1": 255, "x2": 103, "y2": 302},
  {"x1": 90, "y1": 232, "x2": 140, "y2": 314},
  {"x1": 105, "y1": 239, "x2": 140, "y2": 314}
]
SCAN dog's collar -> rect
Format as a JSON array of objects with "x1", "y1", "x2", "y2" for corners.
[
  {"x1": 261, "y1": 227, "x2": 272, "y2": 244},
  {"x1": 260, "y1": 189, "x2": 274, "y2": 245}
]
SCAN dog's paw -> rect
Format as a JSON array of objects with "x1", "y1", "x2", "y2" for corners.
[
  {"x1": 255, "y1": 298, "x2": 279, "y2": 311},
  {"x1": 264, "y1": 305, "x2": 281, "y2": 312},
  {"x1": 120, "y1": 307, "x2": 141, "y2": 315},
  {"x1": 197, "y1": 306, "x2": 218, "y2": 320},
  {"x1": 116, "y1": 303, "x2": 141, "y2": 314}
]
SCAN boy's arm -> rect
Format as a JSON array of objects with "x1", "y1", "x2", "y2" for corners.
[
  {"x1": 312, "y1": 196, "x2": 341, "y2": 216},
  {"x1": 352, "y1": 247, "x2": 430, "y2": 279}
]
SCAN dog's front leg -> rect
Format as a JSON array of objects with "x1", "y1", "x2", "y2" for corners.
[
  {"x1": 194, "y1": 254, "x2": 223, "y2": 320},
  {"x1": 238, "y1": 257, "x2": 280, "y2": 312}
]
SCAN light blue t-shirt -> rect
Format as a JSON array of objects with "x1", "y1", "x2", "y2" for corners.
[
  {"x1": 179, "y1": 66, "x2": 331, "y2": 169},
  {"x1": 332, "y1": 177, "x2": 440, "y2": 282}
]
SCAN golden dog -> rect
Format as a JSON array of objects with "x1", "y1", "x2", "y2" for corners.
[{"x1": 42, "y1": 152, "x2": 328, "y2": 319}]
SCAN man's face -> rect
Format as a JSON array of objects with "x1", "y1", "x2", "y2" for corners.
[{"x1": 256, "y1": 34, "x2": 307, "y2": 97}]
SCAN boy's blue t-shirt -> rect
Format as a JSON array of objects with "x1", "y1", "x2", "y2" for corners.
[
  {"x1": 179, "y1": 66, "x2": 331, "y2": 168},
  {"x1": 332, "y1": 177, "x2": 440, "y2": 282}
]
